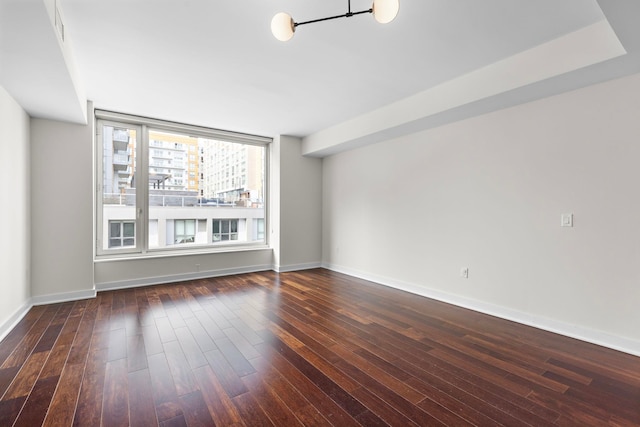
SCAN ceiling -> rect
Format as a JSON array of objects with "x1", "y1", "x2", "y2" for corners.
[{"x1": 1, "y1": 1, "x2": 640, "y2": 155}]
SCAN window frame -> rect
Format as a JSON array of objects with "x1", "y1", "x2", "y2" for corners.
[
  {"x1": 213, "y1": 218, "x2": 239, "y2": 242},
  {"x1": 96, "y1": 120, "x2": 144, "y2": 257},
  {"x1": 95, "y1": 110, "x2": 271, "y2": 259}
]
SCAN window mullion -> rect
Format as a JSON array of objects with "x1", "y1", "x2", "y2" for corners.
[{"x1": 139, "y1": 125, "x2": 150, "y2": 253}]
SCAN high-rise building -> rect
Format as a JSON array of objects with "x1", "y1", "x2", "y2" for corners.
[
  {"x1": 199, "y1": 139, "x2": 264, "y2": 205},
  {"x1": 148, "y1": 131, "x2": 199, "y2": 192},
  {"x1": 103, "y1": 126, "x2": 135, "y2": 195}
]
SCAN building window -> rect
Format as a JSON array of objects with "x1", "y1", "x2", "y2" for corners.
[
  {"x1": 174, "y1": 219, "x2": 196, "y2": 244},
  {"x1": 109, "y1": 221, "x2": 135, "y2": 248},
  {"x1": 96, "y1": 110, "x2": 270, "y2": 257},
  {"x1": 213, "y1": 219, "x2": 238, "y2": 242},
  {"x1": 256, "y1": 218, "x2": 265, "y2": 240}
]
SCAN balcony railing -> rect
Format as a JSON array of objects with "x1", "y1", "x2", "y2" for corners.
[
  {"x1": 113, "y1": 130, "x2": 129, "y2": 143},
  {"x1": 112, "y1": 154, "x2": 129, "y2": 172},
  {"x1": 103, "y1": 193, "x2": 262, "y2": 208},
  {"x1": 112, "y1": 130, "x2": 130, "y2": 151}
]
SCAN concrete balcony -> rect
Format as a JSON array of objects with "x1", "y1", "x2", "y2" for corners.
[
  {"x1": 113, "y1": 153, "x2": 129, "y2": 171},
  {"x1": 112, "y1": 129, "x2": 130, "y2": 151}
]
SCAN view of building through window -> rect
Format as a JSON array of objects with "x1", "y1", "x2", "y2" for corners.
[{"x1": 99, "y1": 120, "x2": 267, "y2": 254}]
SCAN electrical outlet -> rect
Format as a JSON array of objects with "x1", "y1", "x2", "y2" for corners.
[{"x1": 461, "y1": 267, "x2": 469, "y2": 279}]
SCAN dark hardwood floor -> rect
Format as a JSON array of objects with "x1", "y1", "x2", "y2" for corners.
[{"x1": 0, "y1": 268, "x2": 638, "y2": 426}]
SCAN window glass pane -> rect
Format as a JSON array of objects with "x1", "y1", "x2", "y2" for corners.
[
  {"x1": 102, "y1": 124, "x2": 137, "y2": 251},
  {"x1": 109, "y1": 222, "x2": 121, "y2": 238},
  {"x1": 123, "y1": 238, "x2": 134, "y2": 246},
  {"x1": 123, "y1": 222, "x2": 135, "y2": 237},
  {"x1": 147, "y1": 130, "x2": 266, "y2": 248},
  {"x1": 173, "y1": 219, "x2": 196, "y2": 245}
]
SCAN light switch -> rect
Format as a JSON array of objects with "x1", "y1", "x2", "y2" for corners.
[{"x1": 561, "y1": 213, "x2": 573, "y2": 227}]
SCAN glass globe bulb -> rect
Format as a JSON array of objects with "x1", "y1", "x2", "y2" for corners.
[
  {"x1": 372, "y1": 0, "x2": 399, "y2": 24},
  {"x1": 271, "y1": 12, "x2": 295, "y2": 42}
]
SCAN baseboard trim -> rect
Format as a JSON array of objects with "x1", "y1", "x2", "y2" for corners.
[
  {"x1": 0, "y1": 301, "x2": 33, "y2": 343},
  {"x1": 323, "y1": 263, "x2": 640, "y2": 358},
  {"x1": 274, "y1": 262, "x2": 323, "y2": 273},
  {"x1": 31, "y1": 289, "x2": 97, "y2": 306},
  {"x1": 96, "y1": 264, "x2": 273, "y2": 291},
  {"x1": 1, "y1": 289, "x2": 97, "y2": 343}
]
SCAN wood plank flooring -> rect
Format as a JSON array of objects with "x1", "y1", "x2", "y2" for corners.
[{"x1": 0, "y1": 268, "x2": 639, "y2": 426}]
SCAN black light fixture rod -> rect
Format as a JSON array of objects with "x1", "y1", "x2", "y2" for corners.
[
  {"x1": 271, "y1": 0, "x2": 398, "y2": 41},
  {"x1": 294, "y1": 8, "x2": 373, "y2": 28}
]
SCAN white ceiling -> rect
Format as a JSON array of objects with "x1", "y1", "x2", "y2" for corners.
[{"x1": 1, "y1": 1, "x2": 640, "y2": 153}]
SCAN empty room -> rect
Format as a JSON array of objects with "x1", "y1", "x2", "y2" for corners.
[{"x1": 0, "y1": 0, "x2": 639, "y2": 425}]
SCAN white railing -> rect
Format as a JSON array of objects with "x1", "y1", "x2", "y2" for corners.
[
  {"x1": 113, "y1": 154, "x2": 129, "y2": 165},
  {"x1": 102, "y1": 193, "x2": 262, "y2": 208}
]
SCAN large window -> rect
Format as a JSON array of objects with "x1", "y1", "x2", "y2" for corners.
[{"x1": 96, "y1": 111, "x2": 269, "y2": 257}]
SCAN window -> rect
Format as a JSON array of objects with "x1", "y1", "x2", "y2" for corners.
[
  {"x1": 109, "y1": 221, "x2": 135, "y2": 248},
  {"x1": 213, "y1": 219, "x2": 238, "y2": 242},
  {"x1": 96, "y1": 111, "x2": 270, "y2": 257},
  {"x1": 256, "y1": 218, "x2": 265, "y2": 240},
  {"x1": 174, "y1": 219, "x2": 196, "y2": 244}
]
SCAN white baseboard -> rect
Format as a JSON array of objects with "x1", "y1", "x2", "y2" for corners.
[
  {"x1": 0, "y1": 301, "x2": 33, "y2": 343},
  {"x1": 31, "y1": 289, "x2": 97, "y2": 306},
  {"x1": 96, "y1": 264, "x2": 273, "y2": 291},
  {"x1": 0, "y1": 288, "x2": 96, "y2": 343},
  {"x1": 274, "y1": 262, "x2": 323, "y2": 273},
  {"x1": 323, "y1": 263, "x2": 640, "y2": 358}
]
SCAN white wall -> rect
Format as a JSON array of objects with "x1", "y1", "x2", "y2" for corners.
[
  {"x1": 0, "y1": 86, "x2": 31, "y2": 338},
  {"x1": 272, "y1": 135, "x2": 323, "y2": 272},
  {"x1": 30, "y1": 110, "x2": 95, "y2": 302},
  {"x1": 322, "y1": 72, "x2": 640, "y2": 355}
]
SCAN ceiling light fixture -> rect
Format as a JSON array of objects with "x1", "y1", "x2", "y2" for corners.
[{"x1": 271, "y1": 0, "x2": 399, "y2": 42}]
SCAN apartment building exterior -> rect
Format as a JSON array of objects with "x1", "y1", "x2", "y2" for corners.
[
  {"x1": 149, "y1": 131, "x2": 200, "y2": 193},
  {"x1": 200, "y1": 140, "x2": 264, "y2": 205}
]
